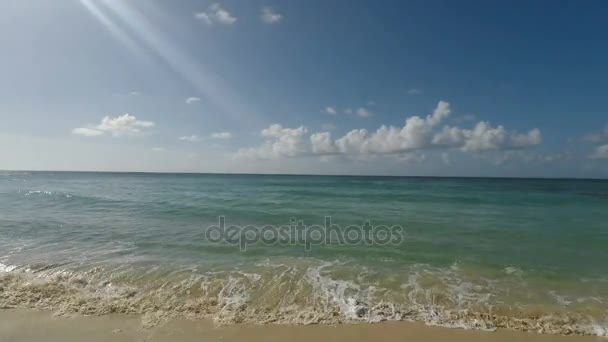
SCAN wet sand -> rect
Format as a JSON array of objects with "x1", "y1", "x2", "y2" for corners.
[{"x1": 0, "y1": 309, "x2": 603, "y2": 342}]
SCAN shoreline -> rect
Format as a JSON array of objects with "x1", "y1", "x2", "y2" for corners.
[
  {"x1": 0, "y1": 309, "x2": 604, "y2": 342},
  {"x1": 1, "y1": 264, "x2": 606, "y2": 337}
]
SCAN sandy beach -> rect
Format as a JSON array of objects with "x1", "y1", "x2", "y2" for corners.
[{"x1": 0, "y1": 309, "x2": 604, "y2": 342}]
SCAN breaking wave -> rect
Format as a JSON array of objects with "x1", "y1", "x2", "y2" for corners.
[{"x1": 0, "y1": 261, "x2": 606, "y2": 336}]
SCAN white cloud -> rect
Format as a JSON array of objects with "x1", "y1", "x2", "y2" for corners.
[
  {"x1": 323, "y1": 106, "x2": 337, "y2": 115},
  {"x1": 129, "y1": 91, "x2": 140, "y2": 96},
  {"x1": 510, "y1": 128, "x2": 542, "y2": 148},
  {"x1": 185, "y1": 97, "x2": 201, "y2": 104},
  {"x1": 152, "y1": 147, "x2": 166, "y2": 152},
  {"x1": 261, "y1": 7, "x2": 283, "y2": 24},
  {"x1": 311, "y1": 132, "x2": 338, "y2": 154},
  {"x1": 356, "y1": 107, "x2": 373, "y2": 118},
  {"x1": 97, "y1": 114, "x2": 154, "y2": 136},
  {"x1": 234, "y1": 101, "x2": 542, "y2": 161},
  {"x1": 433, "y1": 122, "x2": 541, "y2": 152},
  {"x1": 195, "y1": 3, "x2": 237, "y2": 26},
  {"x1": 337, "y1": 101, "x2": 450, "y2": 154},
  {"x1": 211, "y1": 132, "x2": 232, "y2": 139},
  {"x1": 72, "y1": 127, "x2": 104, "y2": 137},
  {"x1": 407, "y1": 88, "x2": 423, "y2": 95},
  {"x1": 179, "y1": 134, "x2": 201, "y2": 142},
  {"x1": 590, "y1": 144, "x2": 608, "y2": 159},
  {"x1": 73, "y1": 113, "x2": 155, "y2": 137},
  {"x1": 335, "y1": 129, "x2": 368, "y2": 154},
  {"x1": 472, "y1": 125, "x2": 535, "y2": 151},
  {"x1": 236, "y1": 124, "x2": 307, "y2": 160}
]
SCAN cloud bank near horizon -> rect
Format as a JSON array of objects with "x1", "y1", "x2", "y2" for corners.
[{"x1": 235, "y1": 101, "x2": 542, "y2": 161}]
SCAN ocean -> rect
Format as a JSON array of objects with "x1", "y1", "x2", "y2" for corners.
[{"x1": 0, "y1": 171, "x2": 607, "y2": 335}]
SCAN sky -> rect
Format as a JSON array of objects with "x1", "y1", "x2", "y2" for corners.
[{"x1": 1, "y1": 0, "x2": 608, "y2": 178}]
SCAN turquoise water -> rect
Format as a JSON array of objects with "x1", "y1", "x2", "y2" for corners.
[{"x1": 1, "y1": 171, "x2": 607, "y2": 334}]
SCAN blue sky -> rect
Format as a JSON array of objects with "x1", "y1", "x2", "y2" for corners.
[{"x1": 1, "y1": 0, "x2": 607, "y2": 177}]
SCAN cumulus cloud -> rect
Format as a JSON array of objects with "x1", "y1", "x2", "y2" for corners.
[
  {"x1": 179, "y1": 134, "x2": 201, "y2": 142},
  {"x1": 97, "y1": 114, "x2": 154, "y2": 136},
  {"x1": 510, "y1": 129, "x2": 542, "y2": 148},
  {"x1": 323, "y1": 106, "x2": 337, "y2": 115},
  {"x1": 335, "y1": 101, "x2": 451, "y2": 154},
  {"x1": 236, "y1": 124, "x2": 307, "y2": 159},
  {"x1": 195, "y1": 3, "x2": 236, "y2": 25},
  {"x1": 261, "y1": 7, "x2": 283, "y2": 24},
  {"x1": 234, "y1": 101, "x2": 542, "y2": 161},
  {"x1": 72, "y1": 114, "x2": 154, "y2": 137},
  {"x1": 311, "y1": 132, "x2": 338, "y2": 154},
  {"x1": 433, "y1": 122, "x2": 541, "y2": 152},
  {"x1": 185, "y1": 97, "x2": 201, "y2": 104},
  {"x1": 335, "y1": 129, "x2": 367, "y2": 154},
  {"x1": 211, "y1": 132, "x2": 232, "y2": 139},
  {"x1": 590, "y1": 144, "x2": 608, "y2": 159}
]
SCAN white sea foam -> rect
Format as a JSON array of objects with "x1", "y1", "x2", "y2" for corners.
[
  {"x1": 21, "y1": 189, "x2": 73, "y2": 199},
  {"x1": 0, "y1": 262, "x2": 17, "y2": 273},
  {"x1": 0, "y1": 261, "x2": 606, "y2": 336},
  {"x1": 218, "y1": 276, "x2": 250, "y2": 307},
  {"x1": 549, "y1": 291, "x2": 573, "y2": 307},
  {"x1": 504, "y1": 266, "x2": 523, "y2": 276},
  {"x1": 306, "y1": 261, "x2": 370, "y2": 321},
  {"x1": 24, "y1": 190, "x2": 53, "y2": 196},
  {"x1": 592, "y1": 323, "x2": 608, "y2": 336}
]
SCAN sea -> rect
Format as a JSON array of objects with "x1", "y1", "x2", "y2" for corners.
[{"x1": 0, "y1": 171, "x2": 607, "y2": 335}]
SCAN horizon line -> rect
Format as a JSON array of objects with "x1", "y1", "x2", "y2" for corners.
[{"x1": 1, "y1": 169, "x2": 607, "y2": 181}]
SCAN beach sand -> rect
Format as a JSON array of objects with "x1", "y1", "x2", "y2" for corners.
[{"x1": 0, "y1": 309, "x2": 603, "y2": 342}]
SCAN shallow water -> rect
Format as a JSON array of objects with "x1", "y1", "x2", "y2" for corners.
[{"x1": 0, "y1": 172, "x2": 607, "y2": 335}]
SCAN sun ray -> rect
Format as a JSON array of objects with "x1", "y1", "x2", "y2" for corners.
[
  {"x1": 87, "y1": 0, "x2": 259, "y2": 125},
  {"x1": 79, "y1": 0, "x2": 148, "y2": 62}
]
